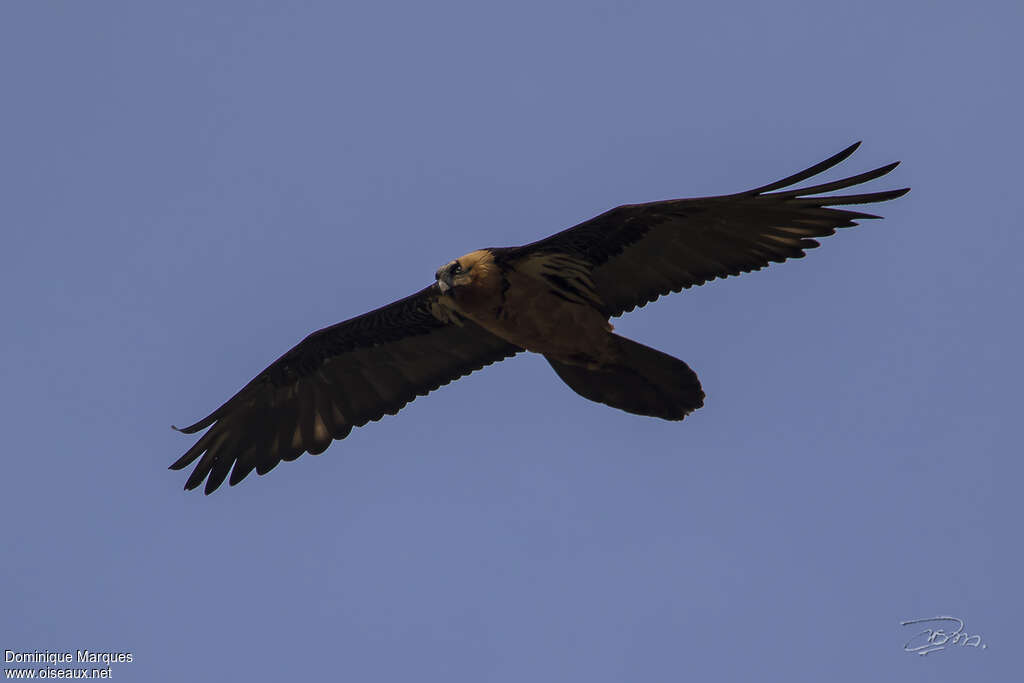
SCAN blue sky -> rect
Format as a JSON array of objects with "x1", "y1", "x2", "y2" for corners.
[{"x1": 2, "y1": 1, "x2": 1020, "y2": 681}]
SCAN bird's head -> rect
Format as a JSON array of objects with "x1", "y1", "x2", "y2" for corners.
[{"x1": 435, "y1": 250, "x2": 495, "y2": 296}]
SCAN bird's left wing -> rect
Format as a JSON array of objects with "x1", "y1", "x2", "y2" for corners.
[
  {"x1": 170, "y1": 285, "x2": 520, "y2": 494},
  {"x1": 513, "y1": 142, "x2": 908, "y2": 317}
]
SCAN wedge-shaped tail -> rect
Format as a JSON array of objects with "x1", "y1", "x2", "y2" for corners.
[{"x1": 545, "y1": 334, "x2": 705, "y2": 420}]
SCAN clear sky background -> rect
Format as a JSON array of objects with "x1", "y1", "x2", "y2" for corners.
[{"x1": 2, "y1": 2, "x2": 1020, "y2": 681}]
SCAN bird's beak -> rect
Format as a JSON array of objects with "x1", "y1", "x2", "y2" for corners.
[{"x1": 436, "y1": 269, "x2": 452, "y2": 294}]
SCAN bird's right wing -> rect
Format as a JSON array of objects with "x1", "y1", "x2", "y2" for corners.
[{"x1": 170, "y1": 285, "x2": 520, "y2": 494}]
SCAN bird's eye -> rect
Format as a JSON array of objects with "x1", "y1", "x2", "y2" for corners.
[{"x1": 450, "y1": 263, "x2": 463, "y2": 275}]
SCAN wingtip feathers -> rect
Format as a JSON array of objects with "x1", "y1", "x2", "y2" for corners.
[{"x1": 744, "y1": 141, "x2": 906, "y2": 199}]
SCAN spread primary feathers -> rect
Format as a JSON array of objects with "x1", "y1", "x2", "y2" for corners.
[{"x1": 172, "y1": 142, "x2": 908, "y2": 494}]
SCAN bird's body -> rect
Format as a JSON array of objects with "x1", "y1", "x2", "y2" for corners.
[
  {"x1": 172, "y1": 142, "x2": 908, "y2": 494},
  {"x1": 438, "y1": 250, "x2": 613, "y2": 363}
]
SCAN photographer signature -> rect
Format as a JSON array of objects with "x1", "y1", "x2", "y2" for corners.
[{"x1": 901, "y1": 616, "x2": 987, "y2": 655}]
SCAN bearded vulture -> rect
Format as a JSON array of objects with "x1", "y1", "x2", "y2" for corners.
[{"x1": 171, "y1": 142, "x2": 908, "y2": 493}]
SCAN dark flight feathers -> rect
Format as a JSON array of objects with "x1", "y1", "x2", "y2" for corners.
[
  {"x1": 170, "y1": 287, "x2": 519, "y2": 494},
  {"x1": 172, "y1": 142, "x2": 907, "y2": 493},
  {"x1": 518, "y1": 141, "x2": 908, "y2": 316}
]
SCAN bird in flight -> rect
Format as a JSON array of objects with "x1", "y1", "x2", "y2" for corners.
[{"x1": 172, "y1": 142, "x2": 908, "y2": 494}]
